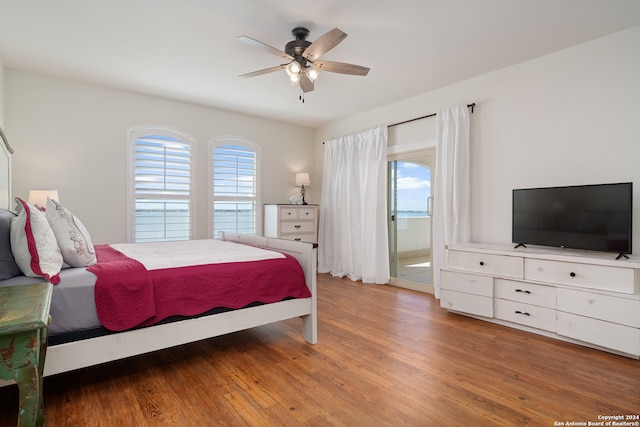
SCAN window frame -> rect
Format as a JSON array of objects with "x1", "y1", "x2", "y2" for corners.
[
  {"x1": 208, "y1": 137, "x2": 261, "y2": 238},
  {"x1": 127, "y1": 125, "x2": 196, "y2": 243}
]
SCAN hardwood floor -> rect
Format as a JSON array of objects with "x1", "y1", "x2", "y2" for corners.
[{"x1": 1, "y1": 273, "x2": 638, "y2": 426}]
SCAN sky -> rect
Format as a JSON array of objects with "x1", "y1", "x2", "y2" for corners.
[{"x1": 395, "y1": 161, "x2": 431, "y2": 213}]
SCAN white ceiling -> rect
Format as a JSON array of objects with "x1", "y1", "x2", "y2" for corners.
[{"x1": 1, "y1": 0, "x2": 639, "y2": 128}]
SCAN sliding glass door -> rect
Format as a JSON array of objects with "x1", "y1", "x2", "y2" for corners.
[{"x1": 388, "y1": 149, "x2": 435, "y2": 292}]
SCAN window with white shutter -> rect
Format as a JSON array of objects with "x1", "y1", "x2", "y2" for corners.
[
  {"x1": 210, "y1": 139, "x2": 260, "y2": 237},
  {"x1": 128, "y1": 127, "x2": 195, "y2": 242}
]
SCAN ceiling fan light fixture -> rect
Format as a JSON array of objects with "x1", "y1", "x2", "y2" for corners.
[
  {"x1": 285, "y1": 61, "x2": 301, "y2": 77},
  {"x1": 307, "y1": 68, "x2": 319, "y2": 82},
  {"x1": 289, "y1": 73, "x2": 300, "y2": 83}
]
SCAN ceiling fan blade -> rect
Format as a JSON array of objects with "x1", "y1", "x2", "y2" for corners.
[
  {"x1": 237, "y1": 35, "x2": 293, "y2": 61},
  {"x1": 299, "y1": 73, "x2": 314, "y2": 93},
  {"x1": 302, "y1": 28, "x2": 347, "y2": 60},
  {"x1": 239, "y1": 64, "x2": 286, "y2": 78},
  {"x1": 313, "y1": 60, "x2": 370, "y2": 76}
]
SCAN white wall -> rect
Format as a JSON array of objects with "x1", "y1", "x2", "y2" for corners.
[
  {"x1": 0, "y1": 56, "x2": 9, "y2": 210},
  {"x1": 397, "y1": 217, "x2": 431, "y2": 255},
  {"x1": 5, "y1": 70, "x2": 315, "y2": 244},
  {"x1": 316, "y1": 26, "x2": 640, "y2": 254},
  {"x1": 0, "y1": 55, "x2": 4, "y2": 126},
  {"x1": 5, "y1": 26, "x2": 639, "y2": 250}
]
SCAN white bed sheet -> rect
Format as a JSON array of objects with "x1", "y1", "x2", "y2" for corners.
[{"x1": 111, "y1": 238, "x2": 283, "y2": 270}]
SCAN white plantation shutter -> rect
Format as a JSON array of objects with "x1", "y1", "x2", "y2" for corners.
[
  {"x1": 129, "y1": 130, "x2": 194, "y2": 242},
  {"x1": 211, "y1": 142, "x2": 259, "y2": 237}
]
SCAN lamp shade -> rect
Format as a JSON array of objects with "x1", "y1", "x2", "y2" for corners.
[
  {"x1": 295, "y1": 173, "x2": 310, "y2": 187},
  {"x1": 28, "y1": 189, "x2": 59, "y2": 207}
]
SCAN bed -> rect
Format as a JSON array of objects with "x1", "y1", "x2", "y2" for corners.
[{"x1": 0, "y1": 126, "x2": 316, "y2": 381}]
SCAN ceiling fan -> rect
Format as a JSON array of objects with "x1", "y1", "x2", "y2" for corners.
[{"x1": 238, "y1": 27, "x2": 370, "y2": 97}]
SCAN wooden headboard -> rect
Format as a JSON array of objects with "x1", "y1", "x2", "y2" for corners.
[{"x1": 0, "y1": 125, "x2": 12, "y2": 210}]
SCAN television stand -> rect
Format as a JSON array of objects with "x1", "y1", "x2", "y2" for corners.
[
  {"x1": 440, "y1": 243, "x2": 640, "y2": 358},
  {"x1": 513, "y1": 243, "x2": 526, "y2": 249},
  {"x1": 616, "y1": 253, "x2": 630, "y2": 260}
]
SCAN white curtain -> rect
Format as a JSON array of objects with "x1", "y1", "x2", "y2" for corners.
[
  {"x1": 432, "y1": 105, "x2": 471, "y2": 298},
  {"x1": 318, "y1": 126, "x2": 390, "y2": 284}
]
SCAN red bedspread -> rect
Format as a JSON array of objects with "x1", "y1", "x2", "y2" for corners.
[{"x1": 88, "y1": 244, "x2": 311, "y2": 331}]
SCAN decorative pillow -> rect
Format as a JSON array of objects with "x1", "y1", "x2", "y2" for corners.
[
  {"x1": 0, "y1": 208, "x2": 22, "y2": 280},
  {"x1": 45, "y1": 198, "x2": 97, "y2": 267},
  {"x1": 10, "y1": 197, "x2": 63, "y2": 284}
]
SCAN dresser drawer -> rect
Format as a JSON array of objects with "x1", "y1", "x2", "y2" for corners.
[
  {"x1": 525, "y1": 258, "x2": 637, "y2": 294},
  {"x1": 281, "y1": 221, "x2": 316, "y2": 233},
  {"x1": 494, "y1": 279, "x2": 556, "y2": 308},
  {"x1": 280, "y1": 207, "x2": 300, "y2": 219},
  {"x1": 557, "y1": 311, "x2": 640, "y2": 357},
  {"x1": 440, "y1": 270, "x2": 493, "y2": 297},
  {"x1": 297, "y1": 208, "x2": 316, "y2": 220},
  {"x1": 440, "y1": 290, "x2": 493, "y2": 317},
  {"x1": 448, "y1": 250, "x2": 523, "y2": 278},
  {"x1": 280, "y1": 233, "x2": 315, "y2": 243},
  {"x1": 557, "y1": 288, "x2": 640, "y2": 327},
  {"x1": 494, "y1": 299, "x2": 556, "y2": 332}
]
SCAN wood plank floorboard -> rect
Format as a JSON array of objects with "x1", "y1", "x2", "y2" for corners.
[{"x1": 1, "y1": 273, "x2": 638, "y2": 426}]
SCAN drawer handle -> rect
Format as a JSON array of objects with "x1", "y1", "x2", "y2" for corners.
[
  {"x1": 515, "y1": 310, "x2": 530, "y2": 316},
  {"x1": 570, "y1": 272, "x2": 576, "y2": 277},
  {"x1": 479, "y1": 261, "x2": 484, "y2": 266},
  {"x1": 294, "y1": 225, "x2": 301, "y2": 228},
  {"x1": 515, "y1": 289, "x2": 531, "y2": 294},
  {"x1": 287, "y1": 212, "x2": 292, "y2": 215},
  {"x1": 294, "y1": 238, "x2": 301, "y2": 241}
]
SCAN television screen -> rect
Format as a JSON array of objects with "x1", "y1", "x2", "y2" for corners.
[{"x1": 512, "y1": 182, "x2": 633, "y2": 254}]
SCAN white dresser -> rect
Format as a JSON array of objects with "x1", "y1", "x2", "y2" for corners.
[
  {"x1": 264, "y1": 204, "x2": 318, "y2": 244},
  {"x1": 440, "y1": 243, "x2": 640, "y2": 358}
]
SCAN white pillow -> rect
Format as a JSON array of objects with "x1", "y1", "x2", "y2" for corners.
[
  {"x1": 46, "y1": 198, "x2": 97, "y2": 267},
  {"x1": 10, "y1": 197, "x2": 63, "y2": 284}
]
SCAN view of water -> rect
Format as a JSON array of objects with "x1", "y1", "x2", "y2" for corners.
[
  {"x1": 135, "y1": 209, "x2": 255, "y2": 242},
  {"x1": 135, "y1": 209, "x2": 429, "y2": 241},
  {"x1": 397, "y1": 211, "x2": 429, "y2": 218}
]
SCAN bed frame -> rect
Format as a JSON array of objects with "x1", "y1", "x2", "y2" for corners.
[
  {"x1": 0, "y1": 125, "x2": 13, "y2": 211},
  {"x1": 0, "y1": 129, "x2": 317, "y2": 379},
  {"x1": 42, "y1": 233, "x2": 317, "y2": 377}
]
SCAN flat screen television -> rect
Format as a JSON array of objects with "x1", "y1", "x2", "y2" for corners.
[{"x1": 512, "y1": 182, "x2": 633, "y2": 256}]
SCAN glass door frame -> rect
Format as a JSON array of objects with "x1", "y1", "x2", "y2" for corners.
[
  {"x1": 388, "y1": 160, "x2": 399, "y2": 279},
  {"x1": 387, "y1": 148, "x2": 436, "y2": 294}
]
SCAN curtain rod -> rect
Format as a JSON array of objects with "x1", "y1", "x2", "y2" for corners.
[
  {"x1": 387, "y1": 103, "x2": 476, "y2": 128},
  {"x1": 322, "y1": 102, "x2": 476, "y2": 144}
]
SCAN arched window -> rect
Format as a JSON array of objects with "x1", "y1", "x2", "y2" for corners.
[
  {"x1": 127, "y1": 126, "x2": 195, "y2": 242},
  {"x1": 209, "y1": 138, "x2": 260, "y2": 237}
]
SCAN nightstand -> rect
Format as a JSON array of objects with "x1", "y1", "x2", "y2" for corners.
[{"x1": 0, "y1": 282, "x2": 53, "y2": 427}]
